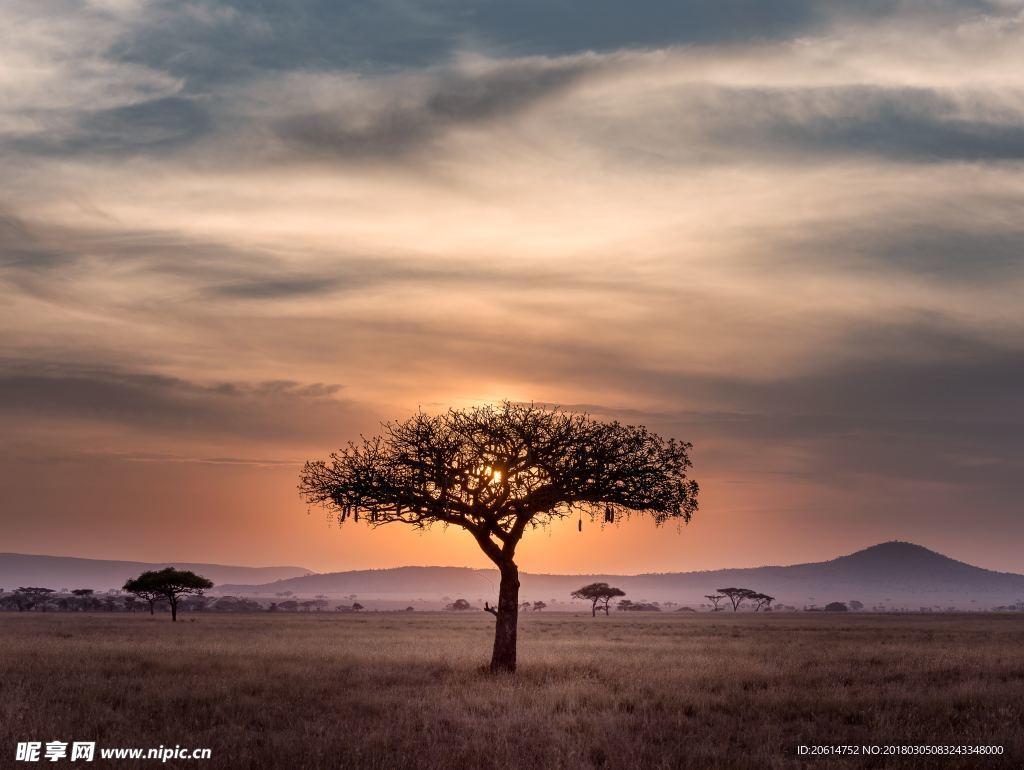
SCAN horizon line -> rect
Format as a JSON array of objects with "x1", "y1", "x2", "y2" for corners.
[{"x1": 4, "y1": 540, "x2": 1007, "y2": 579}]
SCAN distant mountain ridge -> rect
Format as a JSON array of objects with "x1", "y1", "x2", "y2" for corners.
[
  {"x1": 214, "y1": 542, "x2": 1024, "y2": 608},
  {"x1": 6, "y1": 543, "x2": 1023, "y2": 608},
  {"x1": 0, "y1": 553, "x2": 312, "y2": 591}
]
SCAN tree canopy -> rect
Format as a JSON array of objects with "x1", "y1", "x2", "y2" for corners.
[
  {"x1": 571, "y1": 582, "x2": 626, "y2": 616},
  {"x1": 300, "y1": 402, "x2": 699, "y2": 672},
  {"x1": 705, "y1": 594, "x2": 725, "y2": 611},
  {"x1": 123, "y1": 568, "x2": 213, "y2": 622},
  {"x1": 299, "y1": 402, "x2": 698, "y2": 548},
  {"x1": 717, "y1": 587, "x2": 758, "y2": 612},
  {"x1": 10, "y1": 587, "x2": 54, "y2": 611}
]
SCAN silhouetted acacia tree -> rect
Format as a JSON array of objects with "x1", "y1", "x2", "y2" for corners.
[
  {"x1": 718, "y1": 587, "x2": 757, "y2": 612},
  {"x1": 13, "y1": 587, "x2": 53, "y2": 611},
  {"x1": 123, "y1": 568, "x2": 213, "y2": 622},
  {"x1": 751, "y1": 593, "x2": 775, "y2": 612},
  {"x1": 705, "y1": 594, "x2": 725, "y2": 611},
  {"x1": 824, "y1": 601, "x2": 848, "y2": 612},
  {"x1": 299, "y1": 402, "x2": 699, "y2": 673},
  {"x1": 532, "y1": 600, "x2": 547, "y2": 611},
  {"x1": 130, "y1": 585, "x2": 161, "y2": 615},
  {"x1": 571, "y1": 582, "x2": 626, "y2": 617},
  {"x1": 446, "y1": 599, "x2": 473, "y2": 611}
]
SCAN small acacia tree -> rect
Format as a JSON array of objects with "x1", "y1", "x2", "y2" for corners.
[
  {"x1": 123, "y1": 568, "x2": 213, "y2": 622},
  {"x1": 571, "y1": 582, "x2": 626, "y2": 617},
  {"x1": 705, "y1": 594, "x2": 725, "y2": 611},
  {"x1": 124, "y1": 583, "x2": 161, "y2": 615},
  {"x1": 13, "y1": 587, "x2": 54, "y2": 612},
  {"x1": 300, "y1": 402, "x2": 698, "y2": 672},
  {"x1": 718, "y1": 587, "x2": 757, "y2": 612}
]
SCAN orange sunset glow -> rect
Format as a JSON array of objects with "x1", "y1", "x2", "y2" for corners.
[{"x1": 2, "y1": 0, "x2": 1023, "y2": 576}]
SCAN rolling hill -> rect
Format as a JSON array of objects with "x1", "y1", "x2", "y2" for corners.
[
  {"x1": 0, "y1": 553, "x2": 312, "y2": 592},
  {"x1": 214, "y1": 542, "x2": 1024, "y2": 609},
  {"x1": 7, "y1": 543, "x2": 1022, "y2": 609}
]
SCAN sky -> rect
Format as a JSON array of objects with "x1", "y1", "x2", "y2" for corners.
[{"x1": 1, "y1": 0, "x2": 1023, "y2": 575}]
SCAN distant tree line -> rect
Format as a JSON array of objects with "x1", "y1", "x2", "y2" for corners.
[
  {"x1": 561, "y1": 585, "x2": 896, "y2": 614},
  {"x1": 617, "y1": 599, "x2": 661, "y2": 611},
  {"x1": 6, "y1": 582, "x2": 1011, "y2": 616},
  {"x1": 0, "y1": 588, "x2": 393, "y2": 615}
]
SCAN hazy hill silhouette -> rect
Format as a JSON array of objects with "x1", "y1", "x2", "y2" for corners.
[
  {"x1": 0, "y1": 553, "x2": 312, "y2": 591},
  {"x1": 214, "y1": 542, "x2": 1024, "y2": 608},
  {"x1": 7, "y1": 543, "x2": 1022, "y2": 608}
]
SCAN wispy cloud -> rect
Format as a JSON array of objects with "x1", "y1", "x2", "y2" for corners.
[
  {"x1": 274, "y1": 56, "x2": 598, "y2": 161},
  {"x1": 0, "y1": 361, "x2": 356, "y2": 443},
  {"x1": 2, "y1": 0, "x2": 1023, "y2": 570}
]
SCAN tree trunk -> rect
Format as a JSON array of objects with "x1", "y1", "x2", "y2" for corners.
[
  {"x1": 149, "y1": 600, "x2": 155, "y2": 616},
  {"x1": 591, "y1": 601, "x2": 597, "y2": 617},
  {"x1": 170, "y1": 598, "x2": 177, "y2": 622},
  {"x1": 489, "y1": 562, "x2": 519, "y2": 673}
]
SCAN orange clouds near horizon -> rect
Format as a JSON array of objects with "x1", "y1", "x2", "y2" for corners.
[{"x1": 1, "y1": 0, "x2": 1023, "y2": 575}]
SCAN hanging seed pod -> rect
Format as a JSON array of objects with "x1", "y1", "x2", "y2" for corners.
[{"x1": 578, "y1": 518, "x2": 582, "y2": 532}]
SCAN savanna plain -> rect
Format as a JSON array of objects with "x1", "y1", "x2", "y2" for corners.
[{"x1": 2, "y1": 613, "x2": 1022, "y2": 769}]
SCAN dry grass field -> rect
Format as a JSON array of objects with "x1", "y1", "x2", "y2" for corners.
[{"x1": 2, "y1": 612, "x2": 1022, "y2": 769}]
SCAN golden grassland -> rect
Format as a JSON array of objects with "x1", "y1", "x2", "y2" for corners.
[{"x1": 2, "y1": 612, "x2": 1023, "y2": 769}]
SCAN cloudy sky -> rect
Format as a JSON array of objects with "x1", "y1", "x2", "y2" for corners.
[{"x1": 2, "y1": 0, "x2": 1022, "y2": 574}]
